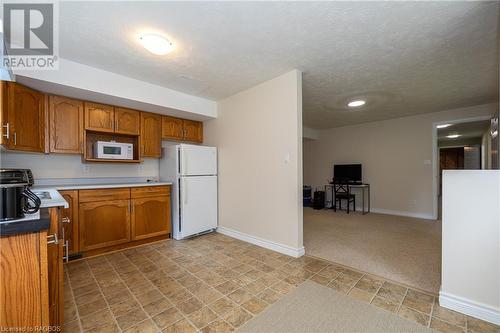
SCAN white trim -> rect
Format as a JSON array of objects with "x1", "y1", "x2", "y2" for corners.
[
  {"x1": 439, "y1": 291, "x2": 500, "y2": 326},
  {"x1": 217, "y1": 226, "x2": 305, "y2": 258},
  {"x1": 368, "y1": 208, "x2": 435, "y2": 220},
  {"x1": 340, "y1": 205, "x2": 435, "y2": 220}
]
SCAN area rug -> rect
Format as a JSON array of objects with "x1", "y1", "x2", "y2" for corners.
[
  {"x1": 239, "y1": 281, "x2": 432, "y2": 333},
  {"x1": 303, "y1": 208, "x2": 441, "y2": 293}
]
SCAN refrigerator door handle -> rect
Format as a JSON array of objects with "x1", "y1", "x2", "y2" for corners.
[
  {"x1": 183, "y1": 178, "x2": 188, "y2": 205},
  {"x1": 181, "y1": 178, "x2": 187, "y2": 205},
  {"x1": 180, "y1": 147, "x2": 187, "y2": 175}
]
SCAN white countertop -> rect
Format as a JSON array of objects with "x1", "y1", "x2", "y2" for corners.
[
  {"x1": 35, "y1": 188, "x2": 69, "y2": 209},
  {"x1": 33, "y1": 182, "x2": 173, "y2": 209},
  {"x1": 34, "y1": 182, "x2": 173, "y2": 191}
]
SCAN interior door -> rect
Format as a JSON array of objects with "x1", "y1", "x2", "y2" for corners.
[
  {"x1": 180, "y1": 176, "x2": 217, "y2": 237},
  {"x1": 180, "y1": 145, "x2": 217, "y2": 176}
]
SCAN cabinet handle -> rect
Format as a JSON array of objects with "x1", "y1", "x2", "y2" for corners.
[
  {"x1": 47, "y1": 233, "x2": 59, "y2": 245},
  {"x1": 63, "y1": 241, "x2": 69, "y2": 262},
  {"x1": 2, "y1": 123, "x2": 9, "y2": 139},
  {"x1": 62, "y1": 217, "x2": 70, "y2": 224},
  {"x1": 13, "y1": 132, "x2": 16, "y2": 145}
]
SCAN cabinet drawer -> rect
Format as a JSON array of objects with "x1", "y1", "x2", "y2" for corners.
[
  {"x1": 79, "y1": 188, "x2": 130, "y2": 202},
  {"x1": 131, "y1": 186, "x2": 170, "y2": 198}
]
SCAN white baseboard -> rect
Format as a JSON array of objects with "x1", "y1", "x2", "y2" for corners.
[
  {"x1": 439, "y1": 292, "x2": 500, "y2": 325},
  {"x1": 321, "y1": 205, "x2": 435, "y2": 220},
  {"x1": 217, "y1": 226, "x2": 305, "y2": 258},
  {"x1": 369, "y1": 208, "x2": 435, "y2": 220}
]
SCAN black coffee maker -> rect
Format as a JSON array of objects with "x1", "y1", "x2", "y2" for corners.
[{"x1": 0, "y1": 169, "x2": 41, "y2": 221}]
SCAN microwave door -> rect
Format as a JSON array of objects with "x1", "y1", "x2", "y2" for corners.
[{"x1": 104, "y1": 146, "x2": 121, "y2": 158}]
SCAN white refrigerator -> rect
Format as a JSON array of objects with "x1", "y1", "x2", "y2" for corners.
[{"x1": 159, "y1": 144, "x2": 218, "y2": 240}]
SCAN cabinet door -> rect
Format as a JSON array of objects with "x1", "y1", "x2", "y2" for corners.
[
  {"x1": 49, "y1": 96, "x2": 83, "y2": 154},
  {"x1": 183, "y1": 120, "x2": 203, "y2": 143},
  {"x1": 7, "y1": 82, "x2": 46, "y2": 152},
  {"x1": 162, "y1": 116, "x2": 183, "y2": 141},
  {"x1": 115, "y1": 107, "x2": 140, "y2": 135},
  {"x1": 0, "y1": 232, "x2": 48, "y2": 328},
  {"x1": 131, "y1": 195, "x2": 171, "y2": 240},
  {"x1": 84, "y1": 102, "x2": 114, "y2": 132},
  {"x1": 47, "y1": 208, "x2": 63, "y2": 330},
  {"x1": 59, "y1": 190, "x2": 79, "y2": 255},
  {"x1": 79, "y1": 200, "x2": 130, "y2": 251},
  {"x1": 0, "y1": 81, "x2": 7, "y2": 147},
  {"x1": 140, "y1": 112, "x2": 161, "y2": 158}
]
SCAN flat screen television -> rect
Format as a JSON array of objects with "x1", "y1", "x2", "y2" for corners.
[{"x1": 333, "y1": 164, "x2": 362, "y2": 183}]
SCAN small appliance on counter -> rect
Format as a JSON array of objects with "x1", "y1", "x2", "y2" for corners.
[
  {"x1": 94, "y1": 141, "x2": 134, "y2": 160},
  {"x1": 0, "y1": 169, "x2": 41, "y2": 222}
]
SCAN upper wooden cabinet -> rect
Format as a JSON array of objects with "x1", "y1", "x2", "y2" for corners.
[
  {"x1": 115, "y1": 107, "x2": 140, "y2": 135},
  {"x1": 2, "y1": 82, "x2": 203, "y2": 159},
  {"x1": 161, "y1": 116, "x2": 203, "y2": 143},
  {"x1": 4, "y1": 82, "x2": 46, "y2": 153},
  {"x1": 141, "y1": 112, "x2": 162, "y2": 158},
  {"x1": 49, "y1": 96, "x2": 84, "y2": 154},
  {"x1": 183, "y1": 119, "x2": 203, "y2": 143},
  {"x1": 84, "y1": 102, "x2": 114, "y2": 133},
  {"x1": 162, "y1": 116, "x2": 184, "y2": 141}
]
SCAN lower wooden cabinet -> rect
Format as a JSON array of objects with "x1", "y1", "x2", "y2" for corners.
[
  {"x1": 79, "y1": 199, "x2": 131, "y2": 251},
  {"x1": 131, "y1": 195, "x2": 171, "y2": 240},
  {"x1": 47, "y1": 208, "x2": 64, "y2": 329},
  {"x1": 0, "y1": 207, "x2": 63, "y2": 331},
  {"x1": 59, "y1": 190, "x2": 79, "y2": 255}
]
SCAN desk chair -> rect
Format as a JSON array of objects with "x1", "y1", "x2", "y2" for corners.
[{"x1": 333, "y1": 179, "x2": 356, "y2": 214}]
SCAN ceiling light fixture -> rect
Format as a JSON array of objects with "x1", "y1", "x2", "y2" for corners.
[
  {"x1": 437, "y1": 124, "x2": 451, "y2": 129},
  {"x1": 347, "y1": 100, "x2": 366, "y2": 108},
  {"x1": 138, "y1": 33, "x2": 174, "y2": 55},
  {"x1": 446, "y1": 134, "x2": 460, "y2": 139}
]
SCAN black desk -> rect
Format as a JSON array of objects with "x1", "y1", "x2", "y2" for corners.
[{"x1": 324, "y1": 183, "x2": 371, "y2": 214}]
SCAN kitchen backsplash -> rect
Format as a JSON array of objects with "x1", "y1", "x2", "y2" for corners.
[{"x1": 0, "y1": 151, "x2": 159, "y2": 180}]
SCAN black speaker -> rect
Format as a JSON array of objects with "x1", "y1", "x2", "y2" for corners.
[{"x1": 313, "y1": 190, "x2": 325, "y2": 210}]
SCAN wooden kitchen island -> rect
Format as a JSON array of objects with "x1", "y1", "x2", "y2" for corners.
[{"x1": 0, "y1": 206, "x2": 65, "y2": 332}]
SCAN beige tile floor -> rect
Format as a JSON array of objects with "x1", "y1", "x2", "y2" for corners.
[{"x1": 64, "y1": 233, "x2": 500, "y2": 333}]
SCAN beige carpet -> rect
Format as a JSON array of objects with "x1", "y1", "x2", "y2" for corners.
[
  {"x1": 239, "y1": 281, "x2": 432, "y2": 333},
  {"x1": 303, "y1": 208, "x2": 441, "y2": 293}
]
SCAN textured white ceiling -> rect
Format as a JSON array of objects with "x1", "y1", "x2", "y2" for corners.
[{"x1": 59, "y1": 1, "x2": 499, "y2": 129}]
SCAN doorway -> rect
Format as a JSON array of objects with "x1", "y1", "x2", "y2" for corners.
[{"x1": 434, "y1": 117, "x2": 494, "y2": 219}]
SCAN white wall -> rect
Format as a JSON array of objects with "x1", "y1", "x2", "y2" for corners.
[
  {"x1": 440, "y1": 170, "x2": 500, "y2": 325},
  {"x1": 204, "y1": 70, "x2": 304, "y2": 257},
  {"x1": 0, "y1": 151, "x2": 159, "y2": 180},
  {"x1": 303, "y1": 103, "x2": 497, "y2": 219},
  {"x1": 14, "y1": 58, "x2": 216, "y2": 120}
]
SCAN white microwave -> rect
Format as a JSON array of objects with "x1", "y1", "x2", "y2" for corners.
[{"x1": 94, "y1": 141, "x2": 133, "y2": 160}]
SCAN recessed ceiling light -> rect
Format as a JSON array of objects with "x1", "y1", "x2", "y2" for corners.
[
  {"x1": 138, "y1": 33, "x2": 174, "y2": 55},
  {"x1": 347, "y1": 100, "x2": 366, "y2": 108},
  {"x1": 437, "y1": 124, "x2": 451, "y2": 129},
  {"x1": 446, "y1": 134, "x2": 460, "y2": 139}
]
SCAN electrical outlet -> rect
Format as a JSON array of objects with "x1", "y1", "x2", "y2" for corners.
[{"x1": 83, "y1": 164, "x2": 90, "y2": 174}]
